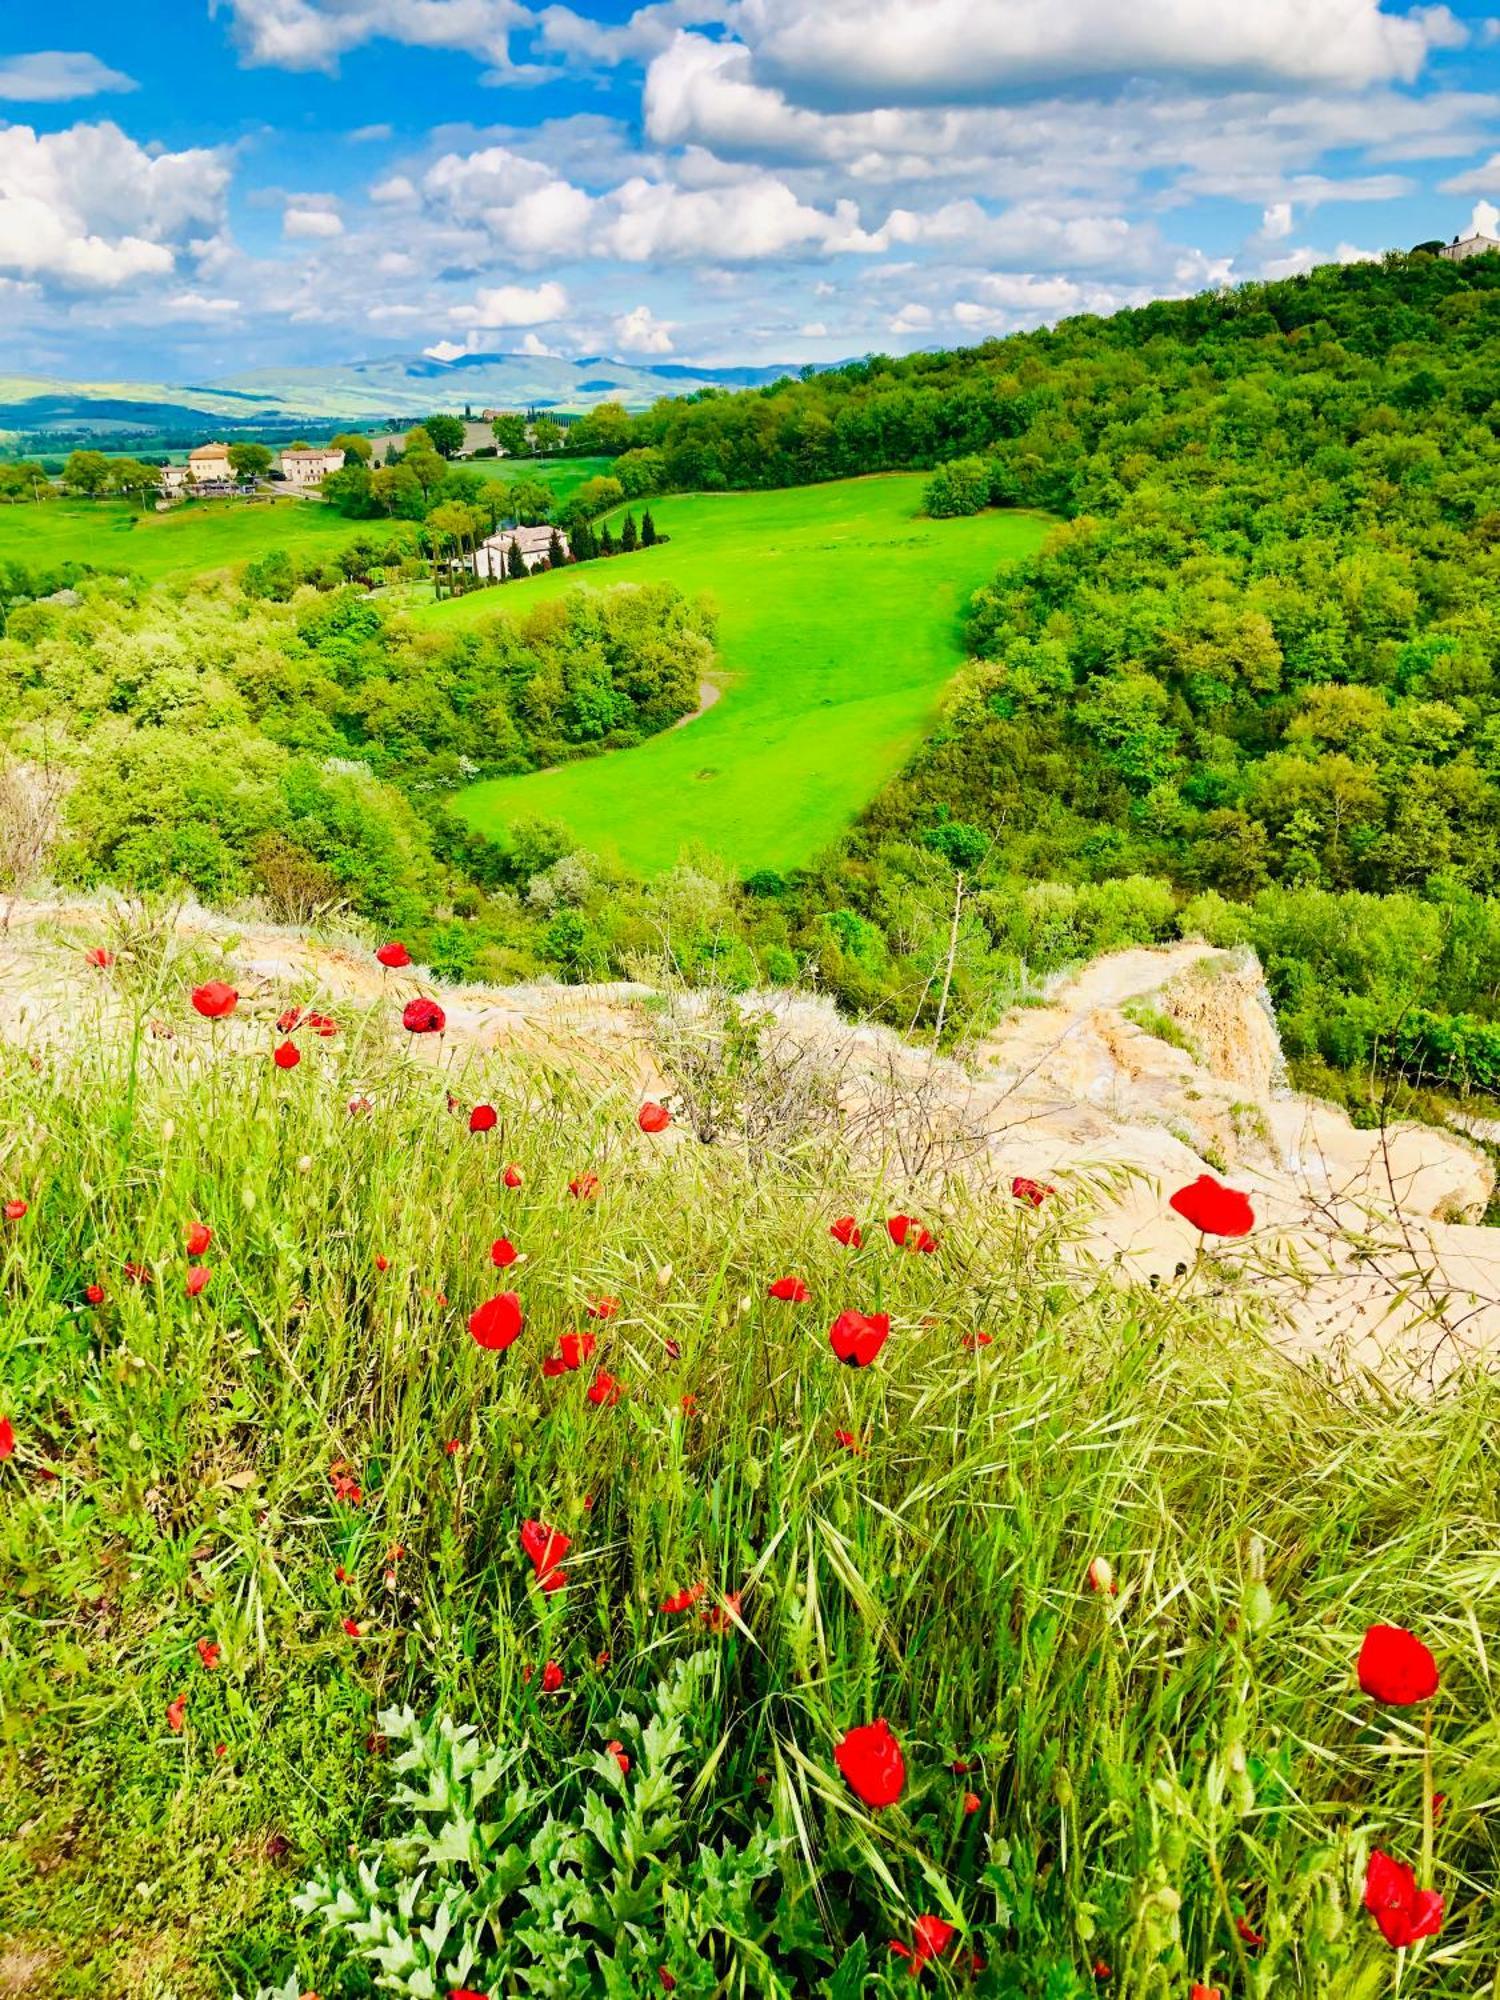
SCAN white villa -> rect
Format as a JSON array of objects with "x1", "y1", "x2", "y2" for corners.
[
  {"x1": 473, "y1": 524, "x2": 570, "y2": 578},
  {"x1": 1438, "y1": 231, "x2": 1499, "y2": 261},
  {"x1": 159, "y1": 463, "x2": 190, "y2": 495},
  {"x1": 280, "y1": 445, "x2": 346, "y2": 487},
  {"x1": 187, "y1": 442, "x2": 233, "y2": 486}
]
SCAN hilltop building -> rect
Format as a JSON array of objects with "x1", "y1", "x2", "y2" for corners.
[
  {"x1": 1438, "y1": 231, "x2": 1499, "y2": 261},
  {"x1": 187, "y1": 442, "x2": 233, "y2": 486},
  {"x1": 279, "y1": 445, "x2": 346, "y2": 487},
  {"x1": 473, "y1": 524, "x2": 569, "y2": 578}
]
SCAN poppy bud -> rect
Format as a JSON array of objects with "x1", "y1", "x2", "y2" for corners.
[{"x1": 1086, "y1": 1557, "x2": 1116, "y2": 1595}]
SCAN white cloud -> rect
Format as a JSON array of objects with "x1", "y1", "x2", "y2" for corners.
[
  {"x1": 798, "y1": 319, "x2": 827, "y2": 335},
  {"x1": 423, "y1": 337, "x2": 470, "y2": 359},
  {"x1": 613, "y1": 302, "x2": 675, "y2": 351},
  {"x1": 734, "y1": 0, "x2": 1464, "y2": 105},
  {"x1": 371, "y1": 173, "x2": 420, "y2": 204},
  {"x1": 167, "y1": 289, "x2": 242, "y2": 317},
  {"x1": 214, "y1": 0, "x2": 538, "y2": 79},
  {"x1": 518, "y1": 329, "x2": 561, "y2": 355},
  {"x1": 451, "y1": 278, "x2": 570, "y2": 325},
  {"x1": 349, "y1": 122, "x2": 394, "y2": 142},
  {"x1": 888, "y1": 301, "x2": 932, "y2": 333},
  {"x1": 1439, "y1": 153, "x2": 1500, "y2": 195},
  {"x1": 0, "y1": 121, "x2": 230, "y2": 290},
  {"x1": 1471, "y1": 197, "x2": 1500, "y2": 236},
  {"x1": 537, "y1": 0, "x2": 731, "y2": 66},
  {"x1": 0, "y1": 51, "x2": 138, "y2": 101},
  {"x1": 1261, "y1": 200, "x2": 1294, "y2": 239},
  {"x1": 283, "y1": 200, "x2": 344, "y2": 238}
]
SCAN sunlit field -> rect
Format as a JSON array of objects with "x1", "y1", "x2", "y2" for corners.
[
  {"x1": 431, "y1": 477, "x2": 1052, "y2": 876},
  {"x1": 1, "y1": 922, "x2": 1494, "y2": 1999}
]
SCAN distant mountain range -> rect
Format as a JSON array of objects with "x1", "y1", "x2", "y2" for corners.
[{"x1": 0, "y1": 348, "x2": 823, "y2": 446}]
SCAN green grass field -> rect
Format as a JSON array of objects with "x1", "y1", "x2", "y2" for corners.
[
  {"x1": 463, "y1": 452, "x2": 614, "y2": 497},
  {"x1": 431, "y1": 477, "x2": 1050, "y2": 877},
  {"x1": 0, "y1": 495, "x2": 358, "y2": 585},
  {"x1": 2, "y1": 933, "x2": 1494, "y2": 1997}
]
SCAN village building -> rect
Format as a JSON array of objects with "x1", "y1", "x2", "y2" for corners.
[
  {"x1": 473, "y1": 523, "x2": 570, "y2": 579},
  {"x1": 158, "y1": 463, "x2": 189, "y2": 496},
  {"x1": 1438, "y1": 231, "x2": 1500, "y2": 261},
  {"x1": 187, "y1": 442, "x2": 233, "y2": 486},
  {"x1": 279, "y1": 445, "x2": 346, "y2": 487}
]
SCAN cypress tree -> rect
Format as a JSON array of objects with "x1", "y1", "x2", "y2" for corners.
[
  {"x1": 599, "y1": 522, "x2": 616, "y2": 557},
  {"x1": 621, "y1": 510, "x2": 639, "y2": 552},
  {"x1": 641, "y1": 509, "x2": 657, "y2": 547},
  {"x1": 508, "y1": 538, "x2": 526, "y2": 578},
  {"x1": 548, "y1": 527, "x2": 566, "y2": 567}
]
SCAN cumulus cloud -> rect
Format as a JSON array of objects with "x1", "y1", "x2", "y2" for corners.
[
  {"x1": 0, "y1": 51, "x2": 138, "y2": 101},
  {"x1": 283, "y1": 199, "x2": 344, "y2": 237},
  {"x1": 1261, "y1": 201, "x2": 1294, "y2": 239},
  {"x1": 213, "y1": 0, "x2": 539, "y2": 79},
  {"x1": 537, "y1": 0, "x2": 731, "y2": 67},
  {"x1": 0, "y1": 121, "x2": 230, "y2": 290},
  {"x1": 450, "y1": 277, "x2": 569, "y2": 325},
  {"x1": 613, "y1": 301, "x2": 675, "y2": 350},
  {"x1": 734, "y1": 0, "x2": 1465, "y2": 106}
]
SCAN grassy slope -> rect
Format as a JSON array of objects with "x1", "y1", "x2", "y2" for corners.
[
  {"x1": 1, "y1": 935, "x2": 1496, "y2": 1998},
  {"x1": 461, "y1": 453, "x2": 614, "y2": 496},
  {"x1": 430, "y1": 477, "x2": 1051, "y2": 876},
  {"x1": 0, "y1": 496, "x2": 357, "y2": 585}
]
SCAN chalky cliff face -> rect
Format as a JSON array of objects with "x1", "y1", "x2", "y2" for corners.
[{"x1": 2, "y1": 899, "x2": 1494, "y2": 1385}]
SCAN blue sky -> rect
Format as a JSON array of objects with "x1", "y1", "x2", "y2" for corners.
[{"x1": 3, "y1": 0, "x2": 1500, "y2": 382}]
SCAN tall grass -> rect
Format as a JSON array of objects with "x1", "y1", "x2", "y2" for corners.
[{"x1": 1, "y1": 943, "x2": 1496, "y2": 1998}]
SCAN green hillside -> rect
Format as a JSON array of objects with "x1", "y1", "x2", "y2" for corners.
[
  {"x1": 0, "y1": 494, "x2": 361, "y2": 585},
  {"x1": 435, "y1": 479, "x2": 1050, "y2": 875}
]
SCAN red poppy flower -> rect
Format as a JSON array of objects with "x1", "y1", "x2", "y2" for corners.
[
  {"x1": 1364, "y1": 1850, "x2": 1444, "y2": 1950},
  {"x1": 1190, "y1": 1988, "x2": 1221, "y2": 2000},
  {"x1": 85, "y1": 946, "x2": 114, "y2": 968},
  {"x1": 1358, "y1": 1624, "x2": 1439, "y2": 1705},
  {"x1": 185, "y1": 1265, "x2": 212, "y2": 1297},
  {"x1": 541, "y1": 1660, "x2": 564, "y2": 1693},
  {"x1": 444, "y1": 1438, "x2": 462, "y2": 1456},
  {"x1": 833, "y1": 1429, "x2": 863, "y2": 1453},
  {"x1": 660, "y1": 1584, "x2": 705, "y2": 1615},
  {"x1": 277, "y1": 1006, "x2": 303, "y2": 1032},
  {"x1": 124, "y1": 1260, "x2": 151, "y2": 1286},
  {"x1": 272, "y1": 1040, "x2": 301, "y2": 1070},
  {"x1": 829, "y1": 1309, "x2": 890, "y2": 1367},
  {"x1": 470, "y1": 1104, "x2": 497, "y2": 1133},
  {"x1": 491, "y1": 1237, "x2": 518, "y2": 1268},
  {"x1": 335, "y1": 1566, "x2": 349, "y2": 1584},
  {"x1": 679, "y1": 1391, "x2": 696, "y2": 1414},
  {"x1": 374, "y1": 1253, "x2": 389, "y2": 1274},
  {"x1": 185, "y1": 1221, "x2": 212, "y2": 1256},
  {"x1": 949, "y1": 1760, "x2": 971, "y2": 1774},
  {"x1": 586, "y1": 1295, "x2": 620, "y2": 1320},
  {"x1": 1012, "y1": 1176, "x2": 1055, "y2": 1208},
  {"x1": 1086, "y1": 1557, "x2": 1117, "y2": 1596},
  {"x1": 834, "y1": 1717, "x2": 905, "y2": 1808},
  {"x1": 962, "y1": 1791, "x2": 980, "y2": 1815},
  {"x1": 349, "y1": 1095, "x2": 373, "y2": 1117},
  {"x1": 659, "y1": 1974, "x2": 676, "y2": 1993},
  {"x1": 191, "y1": 981, "x2": 238, "y2": 1019},
  {"x1": 308, "y1": 1011, "x2": 337, "y2": 1037},
  {"x1": 329, "y1": 1461, "x2": 362, "y2": 1506},
  {"x1": 889, "y1": 1915, "x2": 955, "y2": 1967},
  {"x1": 638, "y1": 1101, "x2": 671, "y2": 1133},
  {"x1": 3, "y1": 1198, "x2": 27, "y2": 1222},
  {"x1": 402, "y1": 998, "x2": 446, "y2": 1035},
  {"x1": 197, "y1": 1638, "x2": 221, "y2": 1670},
  {"x1": 85, "y1": 1283, "x2": 105, "y2": 1305},
  {"x1": 542, "y1": 1330, "x2": 597, "y2": 1377},
  {"x1": 1235, "y1": 1916, "x2": 1265, "y2": 1950},
  {"x1": 468, "y1": 1292, "x2": 523, "y2": 1351},
  {"x1": 767, "y1": 1276, "x2": 810, "y2": 1302},
  {"x1": 962, "y1": 1332, "x2": 993, "y2": 1350},
  {"x1": 606, "y1": 1738, "x2": 630, "y2": 1775},
  {"x1": 343, "y1": 1617, "x2": 361, "y2": 1638},
  {"x1": 829, "y1": 1216, "x2": 862, "y2": 1248},
  {"x1": 1092, "y1": 1965, "x2": 1111, "y2": 1983},
  {"x1": 376, "y1": 942, "x2": 412, "y2": 968},
  {"x1": 503, "y1": 1163, "x2": 524, "y2": 1188},
  {"x1": 702, "y1": 1591, "x2": 742, "y2": 1635},
  {"x1": 214, "y1": 1742, "x2": 228, "y2": 1758},
  {"x1": 450, "y1": 1989, "x2": 490, "y2": 2000},
  {"x1": 569, "y1": 1172, "x2": 600, "y2": 1199},
  {"x1": 520, "y1": 1518, "x2": 570, "y2": 1592},
  {"x1": 1169, "y1": 1174, "x2": 1255, "y2": 1237},
  {"x1": 886, "y1": 1214, "x2": 937, "y2": 1253},
  {"x1": 587, "y1": 1368, "x2": 622, "y2": 1406},
  {"x1": 0, "y1": 1418, "x2": 13, "y2": 1460},
  {"x1": 167, "y1": 1695, "x2": 188, "y2": 1732}
]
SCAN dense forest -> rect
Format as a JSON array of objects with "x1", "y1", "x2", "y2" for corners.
[{"x1": 3, "y1": 251, "x2": 1500, "y2": 1108}]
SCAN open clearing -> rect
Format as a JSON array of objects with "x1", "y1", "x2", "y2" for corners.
[
  {"x1": 430, "y1": 476, "x2": 1050, "y2": 876},
  {"x1": 0, "y1": 494, "x2": 358, "y2": 585}
]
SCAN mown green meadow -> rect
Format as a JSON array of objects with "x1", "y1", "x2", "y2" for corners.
[
  {"x1": 0, "y1": 494, "x2": 359, "y2": 587},
  {"x1": 1, "y1": 927, "x2": 1495, "y2": 1999},
  {"x1": 432, "y1": 477, "x2": 1051, "y2": 877}
]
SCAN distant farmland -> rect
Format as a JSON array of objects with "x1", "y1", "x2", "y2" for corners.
[{"x1": 426, "y1": 476, "x2": 1051, "y2": 876}]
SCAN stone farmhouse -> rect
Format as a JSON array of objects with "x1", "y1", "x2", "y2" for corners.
[
  {"x1": 472, "y1": 523, "x2": 570, "y2": 578},
  {"x1": 187, "y1": 442, "x2": 233, "y2": 486},
  {"x1": 279, "y1": 445, "x2": 346, "y2": 486},
  {"x1": 1438, "y1": 230, "x2": 1500, "y2": 260}
]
